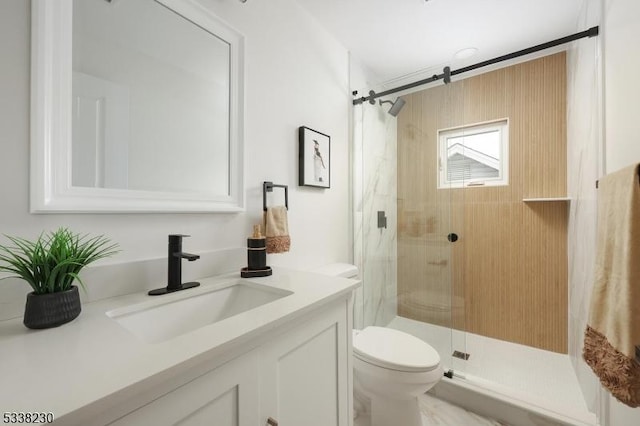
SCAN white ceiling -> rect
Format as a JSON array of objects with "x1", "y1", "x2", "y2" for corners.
[{"x1": 295, "y1": 0, "x2": 585, "y2": 83}]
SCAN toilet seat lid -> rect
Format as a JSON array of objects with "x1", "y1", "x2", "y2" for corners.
[{"x1": 353, "y1": 327, "x2": 440, "y2": 372}]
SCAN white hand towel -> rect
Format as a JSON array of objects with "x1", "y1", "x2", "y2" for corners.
[
  {"x1": 583, "y1": 163, "x2": 640, "y2": 408},
  {"x1": 264, "y1": 206, "x2": 290, "y2": 254}
]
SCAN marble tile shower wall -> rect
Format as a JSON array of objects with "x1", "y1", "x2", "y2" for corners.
[
  {"x1": 566, "y1": 0, "x2": 602, "y2": 413},
  {"x1": 353, "y1": 104, "x2": 398, "y2": 329}
]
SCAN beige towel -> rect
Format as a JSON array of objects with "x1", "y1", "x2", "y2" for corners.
[
  {"x1": 583, "y1": 163, "x2": 640, "y2": 407},
  {"x1": 264, "y1": 206, "x2": 290, "y2": 254}
]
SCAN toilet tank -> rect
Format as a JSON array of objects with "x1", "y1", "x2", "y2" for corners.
[{"x1": 311, "y1": 263, "x2": 359, "y2": 279}]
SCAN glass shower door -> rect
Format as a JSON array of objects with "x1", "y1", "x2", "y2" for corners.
[
  {"x1": 353, "y1": 77, "x2": 467, "y2": 377},
  {"x1": 395, "y1": 81, "x2": 465, "y2": 377}
]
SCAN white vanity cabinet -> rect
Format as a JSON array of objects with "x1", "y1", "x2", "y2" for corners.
[
  {"x1": 103, "y1": 296, "x2": 352, "y2": 426},
  {"x1": 107, "y1": 351, "x2": 261, "y2": 426},
  {"x1": 0, "y1": 270, "x2": 360, "y2": 426},
  {"x1": 260, "y1": 299, "x2": 351, "y2": 426}
]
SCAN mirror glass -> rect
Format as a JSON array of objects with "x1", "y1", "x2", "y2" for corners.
[
  {"x1": 72, "y1": 0, "x2": 229, "y2": 195},
  {"x1": 30, "y1": 0, "x2": 244, "y2": 213}
]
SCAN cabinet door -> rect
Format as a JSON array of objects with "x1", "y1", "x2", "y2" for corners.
[
  {"x1": 260, "y1": 301, "x2": 351, "y2": 426},
  {"x1": 108, "y1": 351, "x2": 259, "y2": 426}
]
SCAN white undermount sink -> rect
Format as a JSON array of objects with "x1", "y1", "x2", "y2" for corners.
[{"x1": 107, "y1": 280, "x2": 292, "y2": 343}]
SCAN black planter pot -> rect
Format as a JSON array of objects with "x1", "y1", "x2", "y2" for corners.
[{"x1": 23, "y1": 286, "x2": 81, "y2": 329}]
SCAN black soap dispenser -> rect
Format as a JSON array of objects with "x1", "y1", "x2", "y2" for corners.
[{"x1": 241, "y1": 224, "x2": 272, "y2": 278}]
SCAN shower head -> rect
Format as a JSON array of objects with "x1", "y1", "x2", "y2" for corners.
[{"x1": 379, "y1": 97, "x2": 406, "y2": 117}]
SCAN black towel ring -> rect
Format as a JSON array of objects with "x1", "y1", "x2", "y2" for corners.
[{"x1": 263, "y1": 181, "x2": 288, "y2": 211}]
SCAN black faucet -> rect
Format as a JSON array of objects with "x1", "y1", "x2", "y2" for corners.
[{"x1": 148, "y1": 235, "x2": 201, "y2": 296}]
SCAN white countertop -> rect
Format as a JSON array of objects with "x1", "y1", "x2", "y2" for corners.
[{"x1": 0, "y1": 267, "x2": 360, "y2": 423}]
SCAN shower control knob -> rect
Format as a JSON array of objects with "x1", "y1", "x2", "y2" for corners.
[{"x1": 447, "y1": 233, "x2": 459, "y2": 243}]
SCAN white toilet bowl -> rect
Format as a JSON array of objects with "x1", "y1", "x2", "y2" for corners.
[
  {"x1": 311, "y1": 264, "x2": 442, "y2": 426},
  {"x1": 353, "y1": 326, "x2": 442, "y2": 426}
]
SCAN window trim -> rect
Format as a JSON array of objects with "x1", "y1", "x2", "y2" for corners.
[{"x1": 437, "y1": 118, "x2": 509, "y2": 189}]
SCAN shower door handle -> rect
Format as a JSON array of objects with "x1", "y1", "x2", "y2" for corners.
[{"x1": 447, "y1": 233, "x2": 459, "y2": 243}]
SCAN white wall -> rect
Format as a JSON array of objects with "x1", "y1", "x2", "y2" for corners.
[
  {"x1": 604, "y1": 0, "x2": 640, "y2": 173},
  {"x1": 567, "y1": 0, "x2": 640, "y2": 423},
  {"x1": 0, "y1": 0, "x2": 350, "y2": 317},
  {"x1": 566, "y1": 0, "x2": 602, "y2": 415},
  {"x1": 602, "y1": 0, "x2": 640, "y2": 423}
]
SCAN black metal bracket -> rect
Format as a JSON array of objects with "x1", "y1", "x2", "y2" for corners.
[
  {"x1": 443, "y1": 66, "x2": 451, "y2": 84},
  {"x1": 377, "y1": 211, "x2": 387, "y2": 229},
  {"x1": 444, "y1": 369, "x2": 454, "y2": 379},
  {"x1": 263, "y1": 181, "x2": 288, "y2": 211},
  {"x1": 452, "y1": 350, "x2": 470, "y2": 360}
]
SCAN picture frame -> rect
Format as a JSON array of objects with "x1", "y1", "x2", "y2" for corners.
[{"x1": 298, "y1": 126, "x2": 330, "y2": 188}]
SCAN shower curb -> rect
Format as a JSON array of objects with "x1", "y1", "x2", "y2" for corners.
[{"x1": 431, "y1": 375, "x2": 598, "y2": 426}]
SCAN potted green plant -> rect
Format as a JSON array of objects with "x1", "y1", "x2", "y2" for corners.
[{"x1": 0, "y1": 228, "x2": 119, "y2": 329}]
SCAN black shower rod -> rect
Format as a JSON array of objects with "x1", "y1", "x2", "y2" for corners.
[{"x1": 353, "y1": 26, "x2": 599, "y2": 106}]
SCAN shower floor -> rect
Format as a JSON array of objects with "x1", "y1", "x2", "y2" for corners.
[{"x1": 387, "y1": 316, "x2": 597, "y2": 425}]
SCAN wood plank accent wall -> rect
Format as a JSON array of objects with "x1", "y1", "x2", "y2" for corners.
[{"x1": 397, "y1": 53, "x2": 568, "y2": 353}]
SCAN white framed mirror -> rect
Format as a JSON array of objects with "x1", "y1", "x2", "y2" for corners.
[{"x1": 31, "y1": 0, "x2": 245, "y2": 213}]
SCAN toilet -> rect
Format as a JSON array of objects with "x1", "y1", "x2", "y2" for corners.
[{"x1": 312, "y1": 264, "x2": 442, "y2": 426}]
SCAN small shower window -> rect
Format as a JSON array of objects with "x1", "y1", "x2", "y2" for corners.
[{"x1": 437, "y1": 119, "x2": 509, "y2": 188}]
